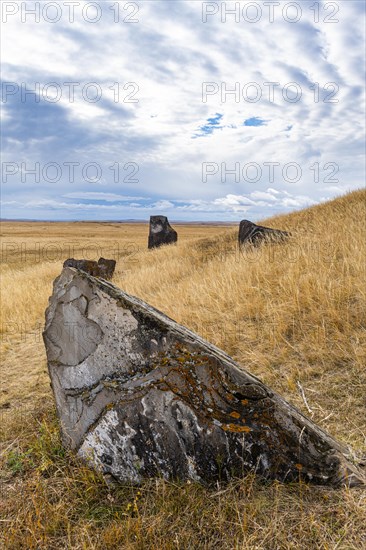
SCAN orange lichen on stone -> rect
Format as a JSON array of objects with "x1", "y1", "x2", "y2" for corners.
[
  {"x1": 295, "y1": 463, "x2": 303, "y2": 470},
  {"x1": 241, "y1": 399, "x2": 249, "y2": 405},
  {"x1": 222, "y1": 423, "x2": 251, "y2": 433},
  {"x1": 229, "y1": 411, "x2": 241, "y2": 419}
]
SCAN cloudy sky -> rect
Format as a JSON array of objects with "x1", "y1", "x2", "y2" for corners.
[{"x1": 1, "y1": 0, "x2": 365, "y2": 221}]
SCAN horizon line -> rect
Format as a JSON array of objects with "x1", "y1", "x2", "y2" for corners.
[{"x1": 0, "y1": 218, "x2": 239, "y2": 224}]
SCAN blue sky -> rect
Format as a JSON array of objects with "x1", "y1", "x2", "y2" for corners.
[{"x1": 1, "y1": 1, "x2": 365, "y2": 221}]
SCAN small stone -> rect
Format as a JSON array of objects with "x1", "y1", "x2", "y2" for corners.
[
  {"x1": 63, "y1": 257, "x2": 116, "y2": 280},
  {"x1": 97, "y1": 258, "x2": 116, "y2": 280}
]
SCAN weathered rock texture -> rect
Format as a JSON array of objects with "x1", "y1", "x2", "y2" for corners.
[
  {"x1": 148, "y1": 215, "x2": 177, "y2": 249},
  {"x1": 63, "y1": 257, "x2": 116, "y2": 280},
  {"x1": 239, "y1": 220, "x2": 290, "y2": 246},
  {"x1": 43, "y1": 268, "x2": 365, "y2": 487}
]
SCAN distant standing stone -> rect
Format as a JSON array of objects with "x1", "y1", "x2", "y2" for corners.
[
  {"x1": 238, "y1": 220, "x2": 290, "y2": 246},
  {"x1": 148, "y1": 215, "x2": 178, "y2": 249}
]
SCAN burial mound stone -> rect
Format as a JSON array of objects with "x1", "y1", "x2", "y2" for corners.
[
  {"x1": 148, "y1": 215, "x2": 177, "y2": 249},
  {"x1": 239, "y1": 220, "x2": 290, "y2": 246},
  {"x1": 43, "y1": 268, "x2": 365, "y2": 487},
  {"x1": 63, "y1": 257, "x2": 116, "y2": 279}
]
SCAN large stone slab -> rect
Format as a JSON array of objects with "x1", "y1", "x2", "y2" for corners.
[
  {"x1": 148, "y1": 215, "x2": 177, "y2": 249},
  {"x1": 43, "y1": 268, "x2": 365, "y2": 487},
  {"x1": 239, "y1": 220, "x2": 290, "y2": 246}
]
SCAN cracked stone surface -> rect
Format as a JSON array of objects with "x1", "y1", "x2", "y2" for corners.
[
  {"x1": 43, "y1": 268, "x2": 365, "y2": 487},
  {"x1": 148, "y1": 215, "x2": 178, "y2": 249},
  {"x1": 238, "y1": 220, "x2": 290, "y2": 246}
]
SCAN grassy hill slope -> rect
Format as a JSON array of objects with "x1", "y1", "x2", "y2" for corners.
[{"x1": 1, "y1": 190, "x2": 365, "y2": 549}]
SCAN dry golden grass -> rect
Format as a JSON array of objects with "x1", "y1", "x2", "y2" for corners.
[{"x1": 1, "y1": 190, "x2": 366, "y2": 549}]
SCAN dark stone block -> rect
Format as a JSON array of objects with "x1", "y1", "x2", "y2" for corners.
[
  {"x1": 239, "y1": 220, "x2": 290, "y2": 246},
  {"x1": 148, "y1": 215, "x2": 177, "y2": 249},
  {"x1": 97, "y1": 258, "x2": 116, "y2": 280}
]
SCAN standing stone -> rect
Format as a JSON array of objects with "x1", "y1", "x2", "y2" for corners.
[
  {"x1": 148, "y1": 215, "x2": 177, "y2": 249},
  {"x1": 239, "y1": 220, "x2": 290, "y2": 246},
  {"x1": 43, "y1": 268, "x2": 365, "y2": 487}
]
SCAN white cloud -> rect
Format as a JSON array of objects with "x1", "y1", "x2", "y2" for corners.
[
  {"x1": 151, "y1": 200, "x2": 175, "y2": 209},
  {"x1": 0, "y1": 185, "x2": 322, "y2": 221},
  {"x1": 63, "y1": 192, "x2": 147, "y2": 201},
  {"x1": 250, "y1": 191, "x2": 277, "y2": 202}
]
